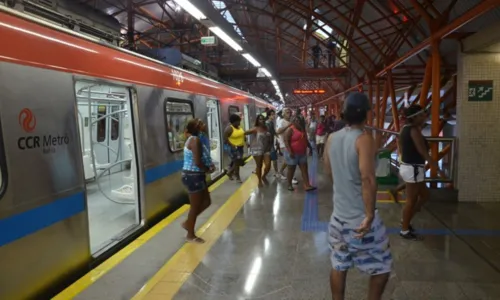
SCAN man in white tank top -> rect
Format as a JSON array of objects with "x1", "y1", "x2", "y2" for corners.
[{"x1": 323, "y1": 93, "x2": 392, "y2": 300}]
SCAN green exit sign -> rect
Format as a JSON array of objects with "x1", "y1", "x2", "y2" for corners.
[
  {"x1": 468, "y1": 80, "x2": 493, "y2": 101},
  {"x1": 201, "y1": 36, "x2": 216, "y2": 46}
]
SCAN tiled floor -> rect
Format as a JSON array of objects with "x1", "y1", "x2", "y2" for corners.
[{"x1": 171, "y1": 157, "x2": 500, "y2": 300}]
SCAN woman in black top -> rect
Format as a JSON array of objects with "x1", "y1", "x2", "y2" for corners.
[{"x1": 398, "y1": 105, "x2": 442, "y2": 240}]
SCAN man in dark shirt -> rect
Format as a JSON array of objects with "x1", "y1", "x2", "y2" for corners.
[
  {"x1": 312, "y1": 42, "x2": 322, "y2": 68},
  {"x1": 327, "y1": 38, "x2": 336, "y2": 68},
  {"x1": 332, "y1": 113, "x2": 346, "y2": 132}
]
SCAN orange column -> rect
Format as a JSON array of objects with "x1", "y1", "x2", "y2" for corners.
[
  {"x1": 387, "y1": 71, "x2": 400, "y2": 132},
  {"x1": 379, "y1": 80, "x2": 388, "y2": 129},
  {"x1": 430, "y1": 41, "x2": 441, "y2": 182},
  {"x1": 420, "y1": 56, "x2": 433, "y2": 106}
]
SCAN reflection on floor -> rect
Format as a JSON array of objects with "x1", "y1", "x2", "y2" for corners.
[
  {"x1": 171, "y1": 157, "x2": 500, "y2": 300},
  {"x1": 87, "y1": 170, "x2": 137, "y2": 253}
]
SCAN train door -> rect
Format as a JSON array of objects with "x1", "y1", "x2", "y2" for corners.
[
  {"x1": 92, "y1": 105, "x2": 122, "y2": 176},
  {"x1": 243, "y1": 104, "x2": 251, "y2": 149},
  {"x1": 74, "y1": 81, "x2": 141, "y2": 254},
  {"x1": 206, "y1": 99, "x2": 222, "y2": 179}
]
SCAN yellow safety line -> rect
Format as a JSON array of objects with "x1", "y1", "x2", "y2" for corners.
[
  {"x1": 52, "y1": 206, "x2": 189, "y2": 300},
  {"x1": 51, "y1": 158, "x2": 254, "y2": 300},
  {"x1": 377, "y1": 199, "x2": 407, "y2": 203},
  {"x1": 131, "y1": 176, "x2": 258, "y2": 300}
]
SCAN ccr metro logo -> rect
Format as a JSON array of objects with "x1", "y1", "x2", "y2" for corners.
[
  {"x1": 19, "y1": 108, "x2": 37, "y2": 133},
  {"x1": 17, "y1": 108, "x2": 70, "y2": 153}
]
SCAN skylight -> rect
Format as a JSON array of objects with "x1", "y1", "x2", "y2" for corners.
[
  {"x1": 303, "y1": 8, "x2": 334, "y2": 40},
  {"x1": 212, "y1": 1, "x2": 245, "y2": 40}
]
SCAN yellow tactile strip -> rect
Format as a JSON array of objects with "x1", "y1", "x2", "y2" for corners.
[
  {"x1": 52, "y1": 170, "x2": 234, "y2": 300},
  {"x1": 132, "y1": 175, "x2": 258, "y2": 300},
  {"x1": 52, "y1": 206, "x2": 189, "y2": 300}
]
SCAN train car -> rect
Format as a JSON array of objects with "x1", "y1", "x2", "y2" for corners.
[{"x1": 0, "y1": 6, "x2": 273, "y2": 300}]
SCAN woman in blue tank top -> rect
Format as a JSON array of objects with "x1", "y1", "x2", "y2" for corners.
[{"x1": 181, "y1": 119, "x2": 214, "y2": 244}]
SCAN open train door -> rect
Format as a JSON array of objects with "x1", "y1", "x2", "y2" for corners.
[
  {"x1": 243, "y1": 104, "x2": 251, "y2": 154},
  {"x1": 206, "y1": 99, "x2": 223, "y2": 180}
]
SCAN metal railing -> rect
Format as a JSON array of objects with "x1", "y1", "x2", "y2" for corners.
[{"x1": 367, "y1": 126, "x2": 456, "y2": 184}]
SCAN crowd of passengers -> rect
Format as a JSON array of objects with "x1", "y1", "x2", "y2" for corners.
[{"x1": 178, "y1": 92, "x2": 444, "y2": 300}]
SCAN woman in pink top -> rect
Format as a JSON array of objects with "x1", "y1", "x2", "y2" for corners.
[
  {"x1": 284, "y1": 117, "x2": 316, "y2": 192},
  {"x1": 315, "y1": 115, "x2": 327, "y2": 159}
]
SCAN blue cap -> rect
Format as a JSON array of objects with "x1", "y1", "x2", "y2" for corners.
[{"x1": 344, "y1": 92, "x2": 371, "y2": 111}]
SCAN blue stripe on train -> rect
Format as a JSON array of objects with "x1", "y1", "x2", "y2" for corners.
[
  {"x1": 0, "y1": 192, "x2": 86, "y2": 246},
  {"x1": 144, "y1": 160, "x2": 184, "y2": 184},
  {"x1": 0, "y1": 160, "x2": 183, "y2": 246}
]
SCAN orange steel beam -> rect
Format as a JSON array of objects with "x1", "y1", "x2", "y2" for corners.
[
  {"x1": 377, "y1": 0, "x2": 500, "y2": 77},
  {"x1": 430, "y1": 40, "x2": 441, "y2": 184},
  {"x1": 419, "y1": 56, "x2": 433, "y2": 106},
  {"x1": 409, "y1": 0, "x2": 433, "y2": 26},
  {"x1": 225, "y1": 3, "x2": 359, "y2": 74},
  {"x1": 387, "y1": 71, "x2": 400, "y2": 132},
  {"x1": 301, "y1": 0, "x2": 313, "y2": 66},
  {"x1": 379, "y1": 80, "x2": 389, "y2": 137}
]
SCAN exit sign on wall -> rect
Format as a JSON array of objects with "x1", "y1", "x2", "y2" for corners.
[
  {"x1": 468, "y1": 80, "x2": 493, "y2": 101},
  {"x1": 201, "y1": 36, "x2": 216, "y2": 46}
]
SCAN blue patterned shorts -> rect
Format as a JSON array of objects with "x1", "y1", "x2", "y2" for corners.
[{"x1": 328, "y1": 211, "x2": 392, "y2": 275}]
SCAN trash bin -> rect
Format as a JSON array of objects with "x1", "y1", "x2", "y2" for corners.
[{"x1": 376, "y1": 149, "x2": 399, "y2": 185}]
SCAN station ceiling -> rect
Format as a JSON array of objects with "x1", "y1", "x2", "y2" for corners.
[{"x1": 79, "y1": 0, "x2": 500, "y2": 106}]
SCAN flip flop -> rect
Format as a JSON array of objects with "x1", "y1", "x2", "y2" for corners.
[
  {"x1": 305, "y1": 187, "x2": 317, "y2": 192},
  {"x1": 288, "y1": 186, "x2": 294, "y2": 191},
  {"x1": 186, "y1": 237, "x2": 205, "y2": 244}
]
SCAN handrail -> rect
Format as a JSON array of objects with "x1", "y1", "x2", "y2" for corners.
[
  {"x1": 366, "y1": 126, "x2": 399, "y2": 136},
  {"x1": 367, "y1": 125, "x2": 457, "y2": 184}
]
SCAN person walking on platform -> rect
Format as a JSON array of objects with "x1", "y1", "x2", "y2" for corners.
[
  {"x1": 265, "y1": 110, "x2": 280, "y2": 177},
  {"x1": 315, "y1": 115, "x2": 327, "y2": 159},
  {"x1": 224, "y1": 114, "x2": 245, "y2": 183},
  {"x1": 247, "y1": 114, "x2": 273, "y2": 187},
  {"x1": 197, "y1": 119, "x2": 215, "y2": 178},
  {"x1": 283, "y1": 116, "x2": 316, "y2": 192},
  {"x1": 307, "y1": 112, "x2": 318, "y2": 153},
  {"x1": 324, "y1": 92, "x2": 392, "y2": 300},
  {"x1": 276, "y1": 108, "x2": 298, "y2": 184},
  {"x1": 181, "y1": 119, "x2": 214, "y2": 244},
  {"x1": 398, "y1": 104, "x2": 445, "y2": 240}
]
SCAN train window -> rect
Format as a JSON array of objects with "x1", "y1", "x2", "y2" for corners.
[
  {"x1": 228, "y1": 105, "x2": 239, "y2": 116},
  {"x1": 165, "y1": 100, "x2": 194, "y2": 152},
  {"x1": 97, "y1": 105, "x2": 106, "y2": 142},
  {"x1": 111, "y1": 106, "x2": 119, "y2": 141}
]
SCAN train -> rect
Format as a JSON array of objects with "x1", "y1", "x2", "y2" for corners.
[{"x1": 0, "y1": 6, "x2": 273, "y2": 300}]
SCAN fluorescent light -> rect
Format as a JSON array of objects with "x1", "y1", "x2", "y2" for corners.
[
  {"x1": 242, "y1": 53, "x2": 261, "y2": 67},
  {"x1": 271, "y1": 80, "x2": 278, "y2": 85},
  {"x1": 209, "y1": 26, "x2": 242, "y2": 51},
  {"x1": 173, "y1": 0, "x2": 206, "y2": 20},
  {"x1": 260, "y1": 68, "x2": 272, "y2": 77}
]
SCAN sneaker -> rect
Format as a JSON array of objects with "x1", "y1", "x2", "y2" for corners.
[
  {"x1": 280, "y1": 174, "x2": 287, "y2": 180},
  {"x1": 292, "y1": 178, "x2": 299, "y2": 185},
  {"x1": 400, "y1": 231, "x2": 419, "y2": 241},
  {"x1": 400, "y1": 222, "x2": 415, "y2": 233}
]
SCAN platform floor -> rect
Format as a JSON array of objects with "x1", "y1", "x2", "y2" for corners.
[{"x1": 59, "y1": 156, "x2": 500, "y2": 300}]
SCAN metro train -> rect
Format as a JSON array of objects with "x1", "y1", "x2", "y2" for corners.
[{"x1": 0, "y1": 6, "x2": 273, "y2": 300}]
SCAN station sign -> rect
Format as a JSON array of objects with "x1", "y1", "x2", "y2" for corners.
[
  {"x1": 468, "y1": 80, "x2": 493, "y2": 102},
  {"x1": 201, "y1": 36, "x2": 217, "y2": 46},
  {"x1": 293, "y1": 89, "x2": 326, "y2": 95}
]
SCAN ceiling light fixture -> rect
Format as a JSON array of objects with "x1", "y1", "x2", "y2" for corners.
[
  {"x1": 209, "y1": 26, "x2": 243, "y2": 51},
  {"x1": 242, "y1": 53, "x2": 261, "y2": 67},
  {"x1": 173, "y1": 0, "x2": 206, "y2": 20}
]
